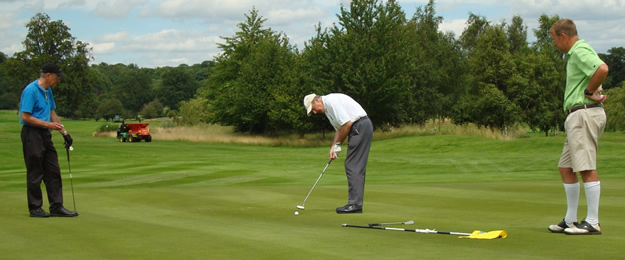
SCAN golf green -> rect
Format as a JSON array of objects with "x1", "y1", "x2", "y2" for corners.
[{"x1": 1, "y1": 110, "x2": 624, "y2": 259}]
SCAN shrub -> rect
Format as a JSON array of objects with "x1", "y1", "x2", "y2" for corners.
[
  {"x1": 96, "y1": 123, "x2": 119, "y2": 132},
  {"x1": 141, "y1": 99, "x2": 164, "y2": 119},
  {"x1": 159, "y1": 119, "x2": 177, "y2": 128}
]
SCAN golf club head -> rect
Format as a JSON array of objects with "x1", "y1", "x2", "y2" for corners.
[
  {"x1": 405, "y1": 220, "x2": 414, "y2": 225},
  {"x1": 296, "y1": 205, "x2": 305, "y2": 210}
]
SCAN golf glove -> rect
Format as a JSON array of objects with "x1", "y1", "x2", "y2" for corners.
[
  {"x1": 63, "y1": 134, "x2": 73, "y2": 149},
  {"x1": 333, "y1": 142, "x2": 342, "y2": 156}
]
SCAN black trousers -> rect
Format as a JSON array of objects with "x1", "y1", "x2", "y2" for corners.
[{"x1": 21, "y1": 125, "x2": 64, "y2": 211}]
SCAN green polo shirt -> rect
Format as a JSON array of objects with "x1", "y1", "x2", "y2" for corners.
[{"x1": 563, "y1": 40, "x2": 605, "y2": 111}]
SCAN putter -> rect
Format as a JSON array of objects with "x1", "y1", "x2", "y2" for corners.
[
  {"x1": 296, "y1": 159, "x2": 333, "y2": 210},
  {"x1": 65, "y1": 145, "x2": 77, "y2": 212},
  {"x1": 342, "y1": 224, "x2": 471, "y2": 236},
  {"x1": 369, "y1": 220, "x2": 414, "y2": 227}
]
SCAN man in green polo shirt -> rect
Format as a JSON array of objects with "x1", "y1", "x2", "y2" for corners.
[{"x1": 547, "y1": 19, "x2": 608, "y2": 235}]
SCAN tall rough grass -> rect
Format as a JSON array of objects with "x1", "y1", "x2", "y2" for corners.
[{"x1": 95, "y1": 119, "x2": 527, "y2": 146}]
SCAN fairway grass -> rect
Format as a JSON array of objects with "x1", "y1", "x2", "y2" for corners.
[{"x1": 1, "y1": 110, "x2": 624, "y2": 259}]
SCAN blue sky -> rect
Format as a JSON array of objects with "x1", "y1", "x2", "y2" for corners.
[{"x1": 1, "y1": 0, "x2": 623, "y2": 68}]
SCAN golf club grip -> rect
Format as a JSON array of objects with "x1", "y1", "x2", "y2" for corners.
[
  {"x1": 342, "y1": 224, "x2": 384, "y2": 230},
  {"x1": 346, "y1": 225, "x2": 412, "y2": 232}
]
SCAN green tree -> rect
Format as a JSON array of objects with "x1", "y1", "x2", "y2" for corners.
[
  {"x1": 462, "y1": 24, "x2": 521, "y2": 131},
  {"x1": 299, "y1": 26, "x2": 343, "y2": 134},
  {"x1": 409, "y1": 0, "x2": 466, "y2": 123},
  {"x1": 90, "y1": 63, "x2": 114, "y2": 97},
  {"x1": 155, "y1": 66, "x2": 199, "y2": 110},
  {"x1": 305, "y1": 0, "x2": 414, "y2": 128},
  {"x1": 604, "y1": 87, "x2": 625, "y2": 131},
  {"x1": 506, "y1": 16, "x2": 528, "y2": 54},
  {"x1": 459, "y1": 13, "x2": 490, "y2": 53},
  {"x1": 0, "y1": 52, "x2": 17, "y2": 109},
  {"x1": 209, "y1": 8, "x2": 302, "y2": 134},
  {"x1": 532, "y1": 14, "x2": 561, "y2": 54},
  {"x1": 531, "y1": 14, "x2": 566, "y2": 135},
  {"x1": 140, "y1": 99, "x2": 164, "y2": 119},
  {"x1": 179, "y1": 97, "x2": 211, "y2": 126},
  {"x1": 12, "y1": 13, "x2": 94, "y2": 118},
  {"x1": 510, "y1": 52, "x2": 561, "y2": 135},
  {"x1": 599, "y1": 47, "x2": 625, "y2": 89},
  {"x1": 95, "y1": 98, "x2": 124, "y2": 121},
  {"x1": 111, "y1": 65, "x2": 153, "y2": 116}
]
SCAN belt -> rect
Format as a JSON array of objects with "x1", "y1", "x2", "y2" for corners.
[
  {"x1": 354, "y1": 116, "x2": 369, "y2": 123},
  {"x1": 22, "y1": 124, "x2": 49, "y2": 131},
  {"x1": 567, "y1": 103, "x2": 603, "y2": 114}
]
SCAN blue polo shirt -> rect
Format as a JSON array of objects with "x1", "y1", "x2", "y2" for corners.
[{"x1": 19, "y1": 80, "x2": 56, "y2": 127}]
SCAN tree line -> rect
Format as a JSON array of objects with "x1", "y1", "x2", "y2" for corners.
[{"x1": 1, "y1": 0, "x2": 624, "y2": 135}]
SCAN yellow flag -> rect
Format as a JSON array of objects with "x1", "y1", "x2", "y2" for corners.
[{"x1": 460, "y1": 230, "x2": 508, "y2": 239}]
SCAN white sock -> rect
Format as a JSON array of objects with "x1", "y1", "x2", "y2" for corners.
[
  {"x1": 584, "y1": 181, "x2": 601, "y2": 225},
  {"x1": 563, "y1": 183, "x2": 580, "y2": 223}
]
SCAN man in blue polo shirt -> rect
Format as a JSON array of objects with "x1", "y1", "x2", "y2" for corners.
[
  {"x1": 547, "y1": 19, "x2": 608, "y2": 235},
  {"x1": 20, "y1": 62, "x2": 78, "y2": 217}
]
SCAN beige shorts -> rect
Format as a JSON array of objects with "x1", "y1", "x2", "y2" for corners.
[{"x1": 558, "y1": 107, "x2": 606, "y2": 172}]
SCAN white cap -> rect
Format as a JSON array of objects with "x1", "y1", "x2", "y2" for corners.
[{"x1": 303, "y1": 94, "x2": 316, "y2": 116}]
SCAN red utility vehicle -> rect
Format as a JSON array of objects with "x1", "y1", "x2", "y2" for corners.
[{"x1": 117, "y1": 123, "x2": 152, "y2": 142}]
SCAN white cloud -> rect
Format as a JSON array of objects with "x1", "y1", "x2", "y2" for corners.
[
  {"x1": 439, "y1": 18, "x2": 467, "y2": 37},
  {"x1": 510, "y1": 0, "x2": 624, "y2": 20},
  {"x1": 1, "y1": 0, "x2": 624, "y2": 67},
  {"x1": 94, "y1": 31, "x2": 130, "y2": 42},
  {"x1": 0, "y1": 12, "x2": 18, "y2": 30},
  {"x1": 120, "y1": 29, "x2": 218, "y2": 52},
  {"x1": 91, "y1": 41, "x2": 115, "y2": 54},
  {"x1": 92, "y1": 0, "x2": 147, "y2": 18},
  {"x1": 139, "y1": 0, "x2": 254, "y2": 21},
  {"x1": 58, "y1": 0, "x2": 87, "y2": 9},
  {"x1": 89, "y1": 28, "x2": 223, "y2": 66},
  {"x1": 265, "y1": 7, "x2": 327, "y2": 26}
]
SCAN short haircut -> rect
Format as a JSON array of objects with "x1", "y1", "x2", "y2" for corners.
[{"x1": 550, "y1": 18, "x2": 578, "y2": 37}]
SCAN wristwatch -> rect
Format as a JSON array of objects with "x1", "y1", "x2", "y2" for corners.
[{"x1": 584, "y1": 89, "x2": 593, "y2": 96}]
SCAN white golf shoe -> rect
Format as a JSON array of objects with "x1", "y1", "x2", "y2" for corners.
[
  {"x1": 564, "y1": 221, "x2": 601, "y2": 235},
  {"x1": 548, "y1": 219, "x2": 577, "y2": 233}
]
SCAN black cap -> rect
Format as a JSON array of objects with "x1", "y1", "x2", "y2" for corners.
[{"x1": 41, "y1": 63, "x2": 66, "y2": 79}]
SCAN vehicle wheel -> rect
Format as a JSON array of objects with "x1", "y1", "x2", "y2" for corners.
[
  {"x1": 128, "y1": 136, "x2": 133, "y2": 142},
  {"x1": 145, "y1": 136, "x2": 152, "y2": 142},
  {"x1": 119, "y1": 137, "x2": 124, "y2": 142}
]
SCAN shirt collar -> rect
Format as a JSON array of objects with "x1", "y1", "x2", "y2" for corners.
[{"x1": 568, "y1": 39, "x2": 586, "y2": 56}]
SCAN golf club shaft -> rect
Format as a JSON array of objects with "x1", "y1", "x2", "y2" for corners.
[
  {"x1": 342, "y1": 224, "x2": 471, "y2": 236},
  {"x1": 369, "y1": 220, "x2": 413, "y2": 226},
  {"x1": 66, "y1": 147, "x2": 76, "y2": 211},
  {"x1": 300, "y1": 159, "x2": 333, "y2": 207}
]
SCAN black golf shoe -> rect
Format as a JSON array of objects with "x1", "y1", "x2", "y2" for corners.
[
  {"x1": 336, "y1": 204, "x2": 362, "y2": 214},
  {"x1": 29, "y1": 208, "x2": 50, "y2": 218},
  {"x1": 50, "y1": 207, "x2": 79, "y2": 217}
]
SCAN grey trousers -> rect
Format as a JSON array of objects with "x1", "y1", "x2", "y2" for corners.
[{"x1": 345, "y1": 117, "x2": 373, "y2": 206}]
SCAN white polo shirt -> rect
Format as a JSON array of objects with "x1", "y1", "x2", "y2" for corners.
[{"x1": 322, "y1": 94, "x2": 367, "y2": 130}]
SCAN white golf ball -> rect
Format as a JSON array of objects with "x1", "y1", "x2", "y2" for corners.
[{"x1": 294, "y1": 211, "x2": 299, "y2": 216}]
